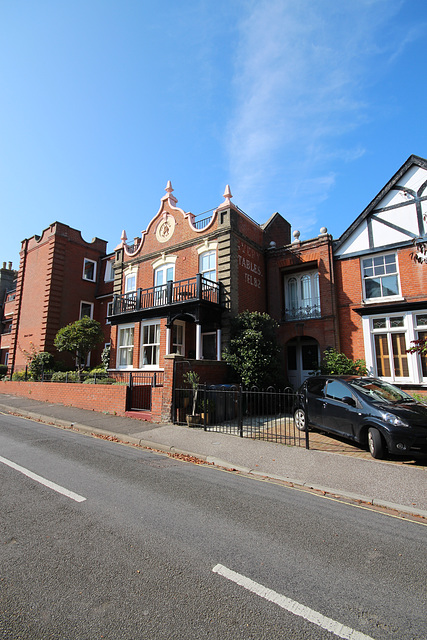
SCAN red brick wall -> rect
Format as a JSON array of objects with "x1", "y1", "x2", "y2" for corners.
[
  {"x1": 0, "y1": 380, "x2": 128, "y2": 415},
  {"x1": 334, "y1": 245, "x2": 427, "y2": 362},
  {"x1": 10, "y1": 222, "x2": 109, "y2": 372},
  {"x1": 237, "y1": 238, "x2": 266, "y2": 313}
]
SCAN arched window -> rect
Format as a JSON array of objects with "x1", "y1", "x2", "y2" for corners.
[
  {"x1": 288, "y1": 278, "x2": 297, "y2": 316},
  {"x1": 199, "y1": 250, "x2": 216, "y2": 282},
  {"x1": 154, "y1": 262, "x2": 175, "y2": 306},
  {"x1": 284, "y1": 271, "x2": 321, "y2": 321}
]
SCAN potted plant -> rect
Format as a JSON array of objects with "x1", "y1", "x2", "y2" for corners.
[
  {"x1": 183, "y1": 370, "x2": 201, "y2": 427},
  {"x1": 200, "y1": 398, "x2": 215, "y2": 425}
]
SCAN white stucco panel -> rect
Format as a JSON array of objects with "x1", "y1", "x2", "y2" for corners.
[
  {"x1": 336, "y1": 222, "x2": 369, "y2": 255},
  {"x1": 400, "y1": 166, "x2": 427, "y2": 194},
  {"x1": 372, "y1": 203, "x2": 419, "y2": 245}
]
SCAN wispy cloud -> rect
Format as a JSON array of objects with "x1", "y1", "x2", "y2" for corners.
[{"x1": 226, "y1": 0, "x2": 414, "y2": 234}]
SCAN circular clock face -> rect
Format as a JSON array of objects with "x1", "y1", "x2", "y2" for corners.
[{"x1": 156, "y1": 216, "x2": 175, "y2": 243}]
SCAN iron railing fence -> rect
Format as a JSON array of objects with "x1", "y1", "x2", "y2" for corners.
[
  {"x1": 15, "y1": 369, "x2": 164, "y2": 387},
  {"x1": 111, "y1": 274, "x2": 221, "y2": 316},
  {"x1": 284, "y1": 303, "x2": 321, "y2": 321},
  {"x1": 173, "y1": 383, "x2": 309, "y2": 448}
]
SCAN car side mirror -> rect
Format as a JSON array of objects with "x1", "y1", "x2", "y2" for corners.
[{"x1": 342, "y1": 396, "x2": 356, "y2": 407}]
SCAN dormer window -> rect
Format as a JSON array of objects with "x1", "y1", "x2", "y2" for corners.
[{"x1": 362, "y1": 253, "x2": 400, "y2": 300}]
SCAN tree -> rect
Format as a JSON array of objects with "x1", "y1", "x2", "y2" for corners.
[
  {"x1": 406, "y1": 337, "x2": 427, "y2": 357},
  {"x1": 223, "y1": 311, "x2": 282, "y2": 388},
  {"x1": 183, "y1": 370, "x2": 200, "y2": 416},
  {"x1": 54, "y1": 317, "x2": 104, "y2": 371},
  {"x1": 22, "y1": 343, "x2": 54, "y2": 379},
  {"x1": 315, "y1": 348, "x2": 367, "y2": 376}
]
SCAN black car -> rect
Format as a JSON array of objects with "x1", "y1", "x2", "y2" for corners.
[{"x1": 294, "y1": 375, "x2": 427, "y2": 459}]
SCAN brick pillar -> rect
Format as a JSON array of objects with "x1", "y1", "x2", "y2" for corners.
[{"x1": 161, "y1": 353, "x2": 184, "y2": 423}]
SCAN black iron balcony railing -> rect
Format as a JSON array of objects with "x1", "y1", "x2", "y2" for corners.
[
  {"x1": 112, "y1": 274, "x2": 221, "y2": 316},
  {"x1": 284, "y1": 303, "x2": 321, "y2": 321}
]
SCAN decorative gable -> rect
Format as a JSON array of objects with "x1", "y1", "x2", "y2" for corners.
[{"x1": 334, "y1": 155, "x2": 427, "y2": 258}]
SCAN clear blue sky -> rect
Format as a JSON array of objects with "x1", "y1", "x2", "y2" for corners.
[{"x1": 1, "y1": 0, "x2": 426, "y2": 269}]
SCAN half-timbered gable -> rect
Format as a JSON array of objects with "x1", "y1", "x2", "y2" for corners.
[{"x1": 334, "y1": 155, "x2": 427, "y2": 385}]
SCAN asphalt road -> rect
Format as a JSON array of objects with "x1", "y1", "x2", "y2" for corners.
[{"x1": 1, "y1": 413, "x2": 426, "y2": 640}]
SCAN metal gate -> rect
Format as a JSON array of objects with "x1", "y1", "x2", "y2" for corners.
[{"x1": 128, "y1": 372, "x2": 163, "y2": 411}]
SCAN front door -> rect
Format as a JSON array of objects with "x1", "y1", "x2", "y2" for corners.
[{"x1": 287, "y1": 337, "x2": 320, "y2": 389}]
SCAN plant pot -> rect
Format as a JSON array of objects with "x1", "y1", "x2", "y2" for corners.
[{"x1": 186, "y1": 414, "x2": 202, "y2": 427}]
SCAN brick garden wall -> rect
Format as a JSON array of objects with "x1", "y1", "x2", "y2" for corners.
[{"x1": 0, "y1": 380, "x2": 128, "y2": 416}]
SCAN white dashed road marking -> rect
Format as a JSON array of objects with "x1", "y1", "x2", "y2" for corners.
[
  {"x1": 213, "y1": 564, "x2": 375, "y2": 640},
  {"x1": 0, "y1": 455, "x2": 87, "y2": 502}
]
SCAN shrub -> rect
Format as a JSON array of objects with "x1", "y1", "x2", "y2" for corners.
[
  {"x1": 101, "y1": 344, "x2": 110, "y2": 370},
  {"x1": 28, "y1": 351, "x2": 54, "y2": 379},
  {"x1": 51, "y1": 371, "x2": 80, "y2": 383},
  {"x1": 83, "y1": 377, "x2": 114, "y2": 385},
  {"x1": 315, "y1": 348, "x2": 367, "y2": 376},
  {"x1": 12, "y1": 371, "x2": 27, "y2": 381},
  {"x1": 222, "y1": 311, "x2": 283, "y2": 388}
]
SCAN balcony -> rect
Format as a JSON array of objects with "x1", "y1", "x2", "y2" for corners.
[
  {"x1": 284, "y1": 303, "x2": 321, "y2": 322},
  {"x1": 109, "y1": 274, "x2": 223, "y2": 325}
]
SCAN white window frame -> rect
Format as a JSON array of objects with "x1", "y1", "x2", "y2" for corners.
[
  {"x1": 153, "y1": 256, "x2": 176, "y2": 307},
  {"x1": 199, "y1": 249, "x2": 217, "y2": 282},
  {"x1": 140, "y1": 320, "x2": 161, "y2": 369},
  {"x1": 414, "y1": 313, "x2": 427, "y2": 382},
  {"x1": 80, "y1": 301, "x2": 94, "y2": 319},
  {"x1": 83, "y1": 258, "x2": 97, "y2": 282},
  {"x1": 116, "y1": 324, "x2": 135, "y2": 369},
  {"x1": 172, "y1": 320, "x2": 185, "y2": 355},
  {"x1": 284, "y1": 271, "x2": 320, "y2": 321},
  {"x1": 104, "y1": 261, "x2": 115, "y2": 282},
  {"x1": 202, "y1": 332, "x2": 217, "y2": 360},
  {"x1": 106, "y1": 300, "x2": 114, "y2": 324},
  {"x1": 125, "y1": 273, "x2": 137, "y2": 294},
  {"x1": 362, "y1": 311, "x2": 421, "y2": 383},
  {"x1": 361, "y1": 252, "x2": 402, "y2": 303}
]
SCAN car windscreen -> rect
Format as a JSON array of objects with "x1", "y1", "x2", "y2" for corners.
[{"x1": 348, "y1": 379, "x2": 413, "y2": 404}]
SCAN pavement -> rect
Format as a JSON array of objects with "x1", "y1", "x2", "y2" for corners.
[{"x1": 0, "y1": 392, "x2": 426, "y2": 519}]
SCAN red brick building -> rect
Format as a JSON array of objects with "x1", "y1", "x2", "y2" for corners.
[
  {"x1": 333, "y1": 155, "x2": 427, "y2": 387},
  {"x1": 4, "y1": 222, "x2": 114, "y2": 372},
  {"x1": 2, "y1": 155, "x2": 427, "y2": 405},
  {"x1": 108, "y1": 183, "x2": 290, "y2": 375}
]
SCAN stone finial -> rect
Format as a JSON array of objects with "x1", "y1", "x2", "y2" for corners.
[
  {"x1": 292, "y1": 230, "x2": 301, "y2": 244},
  {"x1": 121, "y1": 229, "x2": 128, "y2": 245},
  {"x1": 164, "y1": 180, "x2": 178, "y2": 206},
  {"x1": 318, "y1": 227, "x2": 328, "y2": 237},
  {"x1": 222, "y1": 184, "x2": 233, "y2": 206}
]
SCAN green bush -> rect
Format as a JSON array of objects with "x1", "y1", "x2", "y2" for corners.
[
  {"x1": 315, "y1": 348, "x2": 367, "y2": 376},
  {"x1": 51, "y1": 371, "x2": 80, "y2": 383},
  {"x1": 83, "y1": 377, "x2": 114, "y2": 385},
  {"x1": 12, "y1": 371, "x2": 28, "y2": 381},
  {"x1": 28, "y1": 351, "x2": 54, "y2": 379},
  {"x1": 222, "y1": 311, "x2": 283, "y2": 388}
]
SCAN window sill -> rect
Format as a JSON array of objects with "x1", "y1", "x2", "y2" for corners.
[{"x1": 362, "y1": 296, "x2": 405, "y2": 305}]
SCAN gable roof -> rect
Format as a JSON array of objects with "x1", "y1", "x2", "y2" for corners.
[{"x1": 334, "y1": 155, "x2": 427, "y2": 253}]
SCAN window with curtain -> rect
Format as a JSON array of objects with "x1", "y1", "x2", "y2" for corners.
[{"x1": 284, "y1": 272, "x2": 320, "y2": 320}]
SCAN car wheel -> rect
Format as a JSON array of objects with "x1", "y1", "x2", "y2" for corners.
[
  {"x1": 367, "y1": 427, "x2": 384, "y2": 459},
  {"x1": 294, "y1": 408, "x2": 307, "y2": 432}
]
